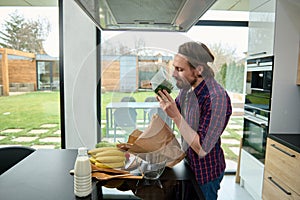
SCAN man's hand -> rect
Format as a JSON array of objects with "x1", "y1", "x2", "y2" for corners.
[{"x1": 156, "y1": 90, "x2": 181, "y2": 121}]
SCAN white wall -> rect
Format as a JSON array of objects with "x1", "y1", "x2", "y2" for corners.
[
  {"x1": 63, "y1": 0, "x2": 97, "y2": 148},
  {"x1": 269, "y1": 0, "x2": 300, "y2": 133}
]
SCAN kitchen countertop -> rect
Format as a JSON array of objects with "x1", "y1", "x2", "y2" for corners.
[
  {"x1": 0, "y1": 149, "x2": 204, "y2": 200},
  {"x1": 268, "y1": 134, "x2": 300, "y2": 153}
]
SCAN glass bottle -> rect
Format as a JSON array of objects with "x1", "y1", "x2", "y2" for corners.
[{"x1": 74, "y1": 147, "x2": 92, "y2": 197}]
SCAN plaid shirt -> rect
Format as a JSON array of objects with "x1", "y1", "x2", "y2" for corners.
[{"x1": 176, "y1": 78, "x2": 232, "y2": 185}]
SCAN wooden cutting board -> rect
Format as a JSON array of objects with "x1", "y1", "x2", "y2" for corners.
[{"x1": 92, "y1": 172, "x2": 143, "y2": 181}]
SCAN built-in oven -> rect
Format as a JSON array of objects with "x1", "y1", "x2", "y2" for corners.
[
  {"x1": 242, "y1": 106, "x2": 269, "y2": 163},
  {"x1": 242, "y1": 56, "x2": 274, "y2": 164},
  {"x1": 245, "y1": 56, "x2": 273, "y2": 109}
]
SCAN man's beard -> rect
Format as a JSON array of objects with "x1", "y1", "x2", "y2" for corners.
[{"x1": 175, "y1": 76, "x2": 198, "y2": 89}]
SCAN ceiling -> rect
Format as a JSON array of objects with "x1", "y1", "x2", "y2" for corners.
[
  {"x1": 211, "y1": 0, "x2": 250, "y2": 11},
  {"x1": 0, "y1": 0, "x2": 57, "y2": 6},
  {"x1": 0, "y1": 0, "x2": 250, "y2": 11},
  {"x1": 2, "y1": 0, "x2": 299, "y2": 12}
]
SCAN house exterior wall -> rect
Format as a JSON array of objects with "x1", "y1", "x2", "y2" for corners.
[
  {"x1": 101, "y1": 55, "x2": 173, "y2": 92},
  {"x1": 8, "y1": 60, "x2": 37, "y2": 90},
  {"x1": 101, "y1": 59, "x2": 120, "y2": 91}
]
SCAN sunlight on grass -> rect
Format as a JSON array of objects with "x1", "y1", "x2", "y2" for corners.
[{"x1": 0, "y1": 92, "x2": 60, "y2": 130}]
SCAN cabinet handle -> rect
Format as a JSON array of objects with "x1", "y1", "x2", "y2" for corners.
[
  {"x1": 249, "y1": 52, "x2": 267, "y2": 57},
  {"x1": 271, "y1": 144, "x2": 296, "y2": 157},
  {"x1": 268, "y1": 177, "x2": 292, "y2": 195}
]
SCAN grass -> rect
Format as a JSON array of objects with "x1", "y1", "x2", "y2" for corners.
[
  {"x1": 0, "y1": 91, "x2": 243, "y2": 163},
  {"x1": 0, "y1": 91, "x2": 60, "y2": 130}
]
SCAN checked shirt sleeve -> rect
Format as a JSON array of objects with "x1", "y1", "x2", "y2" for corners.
[{"x1": 201, "y1": 80, "x2": 231, "y2": 153}]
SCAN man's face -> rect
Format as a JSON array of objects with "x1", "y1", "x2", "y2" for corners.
[{"x1": 172, "y1": 54, "x2": 199, "y2": 89}]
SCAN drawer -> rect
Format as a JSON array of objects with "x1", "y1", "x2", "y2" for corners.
[
  {"x1": 263, "y1": 171, "x2": 300, "y2": 200},
  {"x1": 265, "y1": 138, "x2": 300, "y2": 194}
]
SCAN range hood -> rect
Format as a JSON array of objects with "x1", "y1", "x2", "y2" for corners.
[{"x1": 74, "y1": 0, "x2": 217, "y2": 32}]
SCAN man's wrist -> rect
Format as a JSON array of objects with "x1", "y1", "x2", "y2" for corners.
[{"x1": 172, "y1": 114, "x2": 182, "y2": 126}]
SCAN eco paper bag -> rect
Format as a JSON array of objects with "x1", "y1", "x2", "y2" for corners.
[{"x1": 121, "y1": 114, "x2": 185, "y2": 167}]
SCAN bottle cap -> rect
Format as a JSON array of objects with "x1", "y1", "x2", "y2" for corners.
[{"x1": 78, "y1": 147, "x2": 88, "y2": 155}]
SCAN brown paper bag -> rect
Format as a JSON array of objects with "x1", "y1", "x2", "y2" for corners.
[{"x1": 118, "y1": 114, "x2": 185, "y2": 167}]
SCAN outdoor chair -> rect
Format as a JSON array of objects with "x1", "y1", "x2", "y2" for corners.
[
  {"x1": 121, "y1": 96, "x2": 136, "y2": 102},
  {"x1": 112, "y1": 96, "x2": 137, "y2": 142},
  {"x1": 113, "y1": 108, "x2": 137, "y2": 142},
  {"x1": 143, "y1": 96, "x2": 158, "y2": 126},
  {"x1": 0, "y1": 146, "x2": 35, "y2": 175}
]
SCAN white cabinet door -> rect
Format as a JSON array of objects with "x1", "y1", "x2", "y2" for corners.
[
  {"x1": 240, "y1": 149, "x2": 264, "y2": 200},
  {"x1": 248, "y1": 0, "x2": 276, "y2": 57}
]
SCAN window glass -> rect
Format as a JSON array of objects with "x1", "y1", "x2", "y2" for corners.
[
  {"x1": 100, "y1": 12, "x2": 248, "y2": 172},
  {"x1": 0, "y1": 7, "x2": 61, "y2": 149}
]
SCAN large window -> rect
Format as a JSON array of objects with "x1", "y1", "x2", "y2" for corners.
[
  {"x1": 99, "y1": 10, "x2": 248, "y2": 172},
  {"x1": 0, "y1": 7, "x2": 61, "y2": 149}
]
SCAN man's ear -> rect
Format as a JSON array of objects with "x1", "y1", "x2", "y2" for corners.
[{"x1": 195, "y1": 65, "x2": 204, "y2": 76}]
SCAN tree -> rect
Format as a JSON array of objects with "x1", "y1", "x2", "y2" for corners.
[{"x1": 0, "y1": 10, "x2": 50, "y2": 54}]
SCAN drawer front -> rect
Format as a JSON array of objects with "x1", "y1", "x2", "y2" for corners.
[
  {"x1": 265, "y1": 138, "x2": 300, "y2": 194},
  {"x1": 263, "y1": 171, "x2": 300, "y2": 200}
]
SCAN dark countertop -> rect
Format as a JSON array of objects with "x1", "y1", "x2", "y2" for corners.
[
  {"x1": 268, "y1": 134, "x2": 300, "y2": 153},
  {"x1": 0, "y1": 149, "x2": 204, "y2": 200}
]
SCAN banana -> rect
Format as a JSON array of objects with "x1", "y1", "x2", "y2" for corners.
[
  {"x1": 89, "y1": 157, "x2": 97, "y2": 164},
  {"x1": 96, "y1": 156, "x2": 125, "y2": 163},
  {"x1": 95, "y1": 161, "x2": 125, "y2": 169},
  {"x1": 95, "y1": 149, "x2": 124, "y2": 158},
  {"x1": 88, "y1": 147, "x2": 118, "y2": 156}
]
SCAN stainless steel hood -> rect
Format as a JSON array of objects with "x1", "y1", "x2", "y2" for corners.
[{"x1": 74, "y1": 0, "x2": 217, "y2": 32}]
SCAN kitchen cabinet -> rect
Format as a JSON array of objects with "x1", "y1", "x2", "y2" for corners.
[
  {"x1": 262, "y1": 137, "x2": 300, "y2": 199},
  {"x1": 240, "y1": 149, "x2": 264, "y2": 200},
  {"x1": 248, "y1": 0, "x2": 276, "y2": 57}
]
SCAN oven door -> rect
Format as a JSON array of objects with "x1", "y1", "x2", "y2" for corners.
[{"x1": 242, "y1": 114, "x2": 268, "y2": 164}]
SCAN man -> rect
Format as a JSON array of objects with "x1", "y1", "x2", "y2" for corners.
[{"x1": 157, "y1": 41, "x2": 232, "y2": 199}]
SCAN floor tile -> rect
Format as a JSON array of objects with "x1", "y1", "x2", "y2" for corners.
[
  {"x1": 225, "y1": 159, "x2": 237, "y2": 171},
  {"x1": 0, "y1": 136, "x2": 6, "y2": 140},
  {"x1": 39, "y1": 137, "x2": 61, "y2": 143},
  {"x1": 219, "y1": 175, "x2": 254, "y2": 200},
  {"x1": 12, "y1": 136, "x2": 38, "y2": 142},
  {"x1": 222, "y1": 130, "x2": 231, "y2": 136},
  {"x1": 229, "y1": 147, "x2": 240, "y2": 156},
  {"x1": 1, "y1": 129, "x2": 23, "y2": 133},
  {"x1": 40, "y1": 124, "x2": 58, "y2": 128},
  {"x1": 53, "y1": 130, "x2": 61, "y2": 135},
  {"x1": 222, "y1": 138, "x2": 240, "y2": 145},
  {"x1": 28, "y1": 129, "x2": 49, "y2": 134},
  {"x1": 227, "y1": 124, "x2": 243, "y2": 129}
]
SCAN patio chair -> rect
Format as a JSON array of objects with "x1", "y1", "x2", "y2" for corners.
[
  {"x1": 111, "y1": 96, "x2": 138, "y2": 142},
  {"x1": 143, "y1": 96, "x2": 158, "y2": 126},
  {"x1": 121, "y1": 96, "x2": 136, "y2": 102},
  {"x1": 0, "y1": 146, "x2": 35, "y2": 175},
  {"x1": 113, "y1": 108, "x2": 137, "y2": 142}
]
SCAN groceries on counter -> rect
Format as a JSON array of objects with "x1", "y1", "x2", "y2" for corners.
[{"x1": 88, "y1": 146, "x2": 127, "y2": 169}]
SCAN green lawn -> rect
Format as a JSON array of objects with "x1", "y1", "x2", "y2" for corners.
[{"x1": 0, "y1": 92, "x2": 60, "y2": 130}]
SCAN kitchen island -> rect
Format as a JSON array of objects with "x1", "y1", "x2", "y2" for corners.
[{"x1": 0, "y1": 149, "x2": 204, "y2": 200}]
